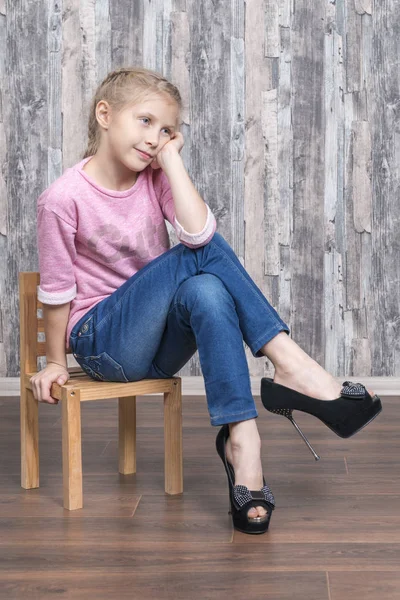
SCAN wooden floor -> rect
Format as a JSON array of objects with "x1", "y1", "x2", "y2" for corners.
[{"x1": 1, "y1": 392, "x2": 399, "y2": 599}]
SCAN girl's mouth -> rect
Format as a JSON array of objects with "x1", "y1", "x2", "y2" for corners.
[{"x1": 136, "y1": 149, "x2": 152, "y2": 159}]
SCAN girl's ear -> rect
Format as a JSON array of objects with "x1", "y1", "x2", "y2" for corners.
[{"x1": 96, "y1": 100, "x2": 111, "y2": 129}]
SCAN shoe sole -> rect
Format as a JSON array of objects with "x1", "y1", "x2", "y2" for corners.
[
  {"x1": 233, "y1": 526, "x2": 269, "y2": 535},
  {"x1": 321, "y1": 399, "x2": 382, "y2": 438}
]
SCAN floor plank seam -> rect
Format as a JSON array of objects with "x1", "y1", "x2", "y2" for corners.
[
  {"x1": 326, "y1": 571, "x2": 332, "y2": 600},
  {"x1": 130, "y1": 494, "x2": 142, "y2": 517},
  {"x1": 100, "y1": 441, "x2": 111, "y2": 456}
]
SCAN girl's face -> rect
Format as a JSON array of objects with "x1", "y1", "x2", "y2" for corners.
[{"x1": 98, "y1": 94, "x2": 180, "y2": 171}]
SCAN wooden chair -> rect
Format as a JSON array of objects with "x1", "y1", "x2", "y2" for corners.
[{"x1": 19, "y1": 272, "x2": 183, "y2": 510}]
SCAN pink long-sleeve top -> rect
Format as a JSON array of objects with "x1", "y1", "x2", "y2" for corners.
[{"x1": 37, "y1": 156, "x2": 217, "y2": 350}]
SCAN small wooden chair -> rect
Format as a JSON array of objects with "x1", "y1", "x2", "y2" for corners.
[{"x1": 19, "y1": 272, "x2": 183, "y2": 510}]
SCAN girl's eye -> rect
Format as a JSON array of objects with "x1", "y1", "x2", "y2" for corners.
[{"x1": 139, "y1": 117, "x2": 171, "y2": 135}]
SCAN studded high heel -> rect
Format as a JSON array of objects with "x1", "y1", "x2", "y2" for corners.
[
  {"x1": 261, "y1": 378, "x2": 383, "y2": 461},
  {"x1": 215, "y1": 424, "x2": 275, "y2": 535}
]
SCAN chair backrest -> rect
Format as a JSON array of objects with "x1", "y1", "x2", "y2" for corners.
[{"x1": 19, "y1": 272, "x2": 73, "y2": 374}]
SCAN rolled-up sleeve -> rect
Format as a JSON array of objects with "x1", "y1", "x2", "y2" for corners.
[
  {"x1": 155, "y1": 170, "x2": 217, "y2": 248},
  {"x1": 37, "y1": 206, "x2": 77, "y2": 304}
]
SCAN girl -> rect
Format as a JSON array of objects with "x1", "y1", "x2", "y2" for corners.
[{"x1": 31, "y1": 66, "x2": 382, "y2": 535}]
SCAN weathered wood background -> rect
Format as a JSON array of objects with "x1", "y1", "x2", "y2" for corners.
[{"x1": 1, "y1": 0, "x2": 399, "y2": 378}]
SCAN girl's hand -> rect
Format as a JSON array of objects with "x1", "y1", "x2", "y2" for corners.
[
  {"x1": 150, "y1": 132, "x2": 185, "y2": 171},
  {"x1": 30, "y1": 363, "x2": 70, "y2": 405}
]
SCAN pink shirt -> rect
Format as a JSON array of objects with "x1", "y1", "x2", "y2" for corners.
[{"x1": 37, "y1": 156, "x2": 217, "y2": 349}]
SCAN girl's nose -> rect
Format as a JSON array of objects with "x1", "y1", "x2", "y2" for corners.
[{"x1": 145, "y1": 134, "x2": 160, "y2": 148}]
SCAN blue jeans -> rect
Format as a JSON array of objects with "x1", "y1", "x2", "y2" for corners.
[{"x1": 69, "y1": 232, "x2": 290, "y2": 426}]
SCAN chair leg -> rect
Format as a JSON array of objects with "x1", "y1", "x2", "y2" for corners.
[
  {"x1": 20, "y1": 386, "x2": 39, "y2": 489},
  {"x1": 62, "y1": 393, "x2": 83, "y2": 510},
  {"x1": 118, "y1": 396, "x2": 137, "y2": 474},
  {"x1": 164, "y1": 379, "x2": 183, "y2": 495}
]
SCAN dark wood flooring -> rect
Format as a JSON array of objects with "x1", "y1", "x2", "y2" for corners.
[{"x1": 1, "y1": 392, "x2": 399, "y2": 599}]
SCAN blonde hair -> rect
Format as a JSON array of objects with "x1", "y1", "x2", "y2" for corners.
[{"x1": 82, "y1": 66, "x2": 183, "y2": 158}]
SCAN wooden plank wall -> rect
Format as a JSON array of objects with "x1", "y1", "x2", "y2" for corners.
[{"x1": 1, "y1": 0, "x2": 399, "y2": 378}]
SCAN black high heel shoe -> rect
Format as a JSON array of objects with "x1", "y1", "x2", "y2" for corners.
[
  {"x1": 215, "y1": 424, "x2": 275, "y2": 535},
  {"x1": 261, "y1": 378, "x2": 382, "y2": 461}
]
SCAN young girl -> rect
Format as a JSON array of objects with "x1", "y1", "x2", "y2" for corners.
[{"x1": 31, "y1": 66, "x2": 381, "y2": 535}]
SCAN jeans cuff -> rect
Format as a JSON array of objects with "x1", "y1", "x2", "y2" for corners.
[
  {"x1": 210, "y1": 408, "x2": 259, "y2": 427},
  {"x1": 250, "y1": 322, "x2": 290, "y2": 358}
]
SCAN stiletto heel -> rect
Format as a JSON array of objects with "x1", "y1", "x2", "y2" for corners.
[
  {"x1": 215, "y1": 424, "x2": 275, "y2": 535},
  {"x1": 269, "y1": 406, "x2": 320, "y2": 459},
  {"x1": 261, "y1": 379, "x2": 382, "y2": 460}
]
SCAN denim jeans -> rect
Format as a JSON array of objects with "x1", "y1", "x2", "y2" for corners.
[{"x1": 69, "y1": 231, "x2": 290, "y2": 426}]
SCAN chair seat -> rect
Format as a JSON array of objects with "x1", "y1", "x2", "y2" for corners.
[{"x1": 25, "y1": 369, "x2": 180, "y2": 402}]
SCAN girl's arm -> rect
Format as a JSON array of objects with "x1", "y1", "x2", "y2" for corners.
[
  {"x1": 163, "y1": 153, "x2": 208, "y2": 234},
  {"x1": 43, "y1": 302, "x2": 71, "y2": 369},
  {"x1": 154, "y1": 133, "x2": 209, "y2": 234}
]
